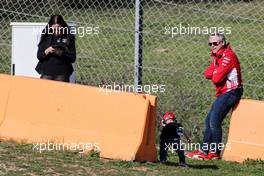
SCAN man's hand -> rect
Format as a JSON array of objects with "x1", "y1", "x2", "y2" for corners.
[{"x1": 44, "y1": 46, "x2": 55, "y2": 55}]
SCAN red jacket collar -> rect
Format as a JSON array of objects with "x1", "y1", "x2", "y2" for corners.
[{"x1": 210, "y1": 43, "x2": 231, "y2": 58}]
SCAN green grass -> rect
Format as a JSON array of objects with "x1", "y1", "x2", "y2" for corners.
[{"x1": 0, "y1": 140, "x2": 263, "y2": 175}]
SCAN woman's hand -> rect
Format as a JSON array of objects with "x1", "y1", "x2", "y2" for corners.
[
  {"x1": 53, "y1": 49, "x2": 63, "y2": 56},
  {"x1": 44, "y1": 46, "x2": 55, "y2": 55}
]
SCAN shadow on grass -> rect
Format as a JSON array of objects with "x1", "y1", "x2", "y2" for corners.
[
  {"x1": 163, "y1": 161, "x2": 219, "y2": 170},
  {"x1": 187, "y1": 164, "x2": 219, "y2": 170}
]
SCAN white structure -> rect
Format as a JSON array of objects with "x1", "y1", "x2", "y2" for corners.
[{"x1": 10, "y1": 22, "x2": 76, "y2": 83}]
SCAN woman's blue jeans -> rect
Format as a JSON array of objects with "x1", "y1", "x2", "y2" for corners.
[{"x1": 201, "y1": 88, "x2": 243, "y2": 154}]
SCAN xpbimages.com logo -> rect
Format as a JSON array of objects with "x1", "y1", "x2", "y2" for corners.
[
  {"x1": 164, "y1": 141, "x2": 231, "y2": 153},
  {"x1": 164, "y1": 24, "x2": 231, "y2": 38},
  {"x1": 32, "y1": 141, "x2": 100, "y2": 154},
  {"x1": 33, "y1": 24, "x2": 99, "y2": 37},
  {"x1": 99, "y1": 82, "x2": 166, "y2": 95}
]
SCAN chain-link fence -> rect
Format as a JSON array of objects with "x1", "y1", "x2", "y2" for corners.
[{"x1": 1, "y1": 0, "x2": 264, "y2": 143}]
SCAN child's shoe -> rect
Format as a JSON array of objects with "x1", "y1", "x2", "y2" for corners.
[
  {"x1": 179, "y1": 162, "x2": 188, "y2": 168},
  {"x1": 160, "y1": 160, "x2": 167, "y2": 164}
]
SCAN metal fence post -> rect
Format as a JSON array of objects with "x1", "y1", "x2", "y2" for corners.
[{"x1": 134, "y1": 0, "x2": 143, "y2": 92}]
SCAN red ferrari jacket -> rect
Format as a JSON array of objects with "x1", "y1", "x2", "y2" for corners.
[{"x1": 204, "y1": 44, "x2": 242, "y2": 97}]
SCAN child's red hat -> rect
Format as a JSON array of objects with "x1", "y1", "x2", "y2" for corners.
[{"x1": 162, "y1": 112, "x2": 176, "y2": 121}]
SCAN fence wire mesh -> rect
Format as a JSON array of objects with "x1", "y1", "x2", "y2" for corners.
[{"x1": 1, "y1": 0, "x2": 264, "y2": 142}]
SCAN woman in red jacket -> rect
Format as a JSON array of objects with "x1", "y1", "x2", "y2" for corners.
[{"x1": 186, "y1": 33, "x2": 243, "y2": 160}]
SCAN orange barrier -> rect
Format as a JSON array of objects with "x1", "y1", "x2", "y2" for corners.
[
  {"x1": 0, "y1": 75, "x2": 12, "y2": 127},
  {"x1": 223, "y1": 99, "x2": 264, "y2": 162},
  {"x1": 0, "y1": 74, "x2": 157, "y2": 161},
  {"x1": 135, "y1": 95, "x2": 157, "y2": 161}
]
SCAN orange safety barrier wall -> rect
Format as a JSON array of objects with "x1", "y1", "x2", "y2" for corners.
[
  {"x1": 0, "y1": 75, "x2": 12, "y2": 127},
  {"x1": 0, "y1": 74, "x2": 157, "y2": 162},
  {"x1": 223, "y1": 99, "x2": 264, "y2": 162}
]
